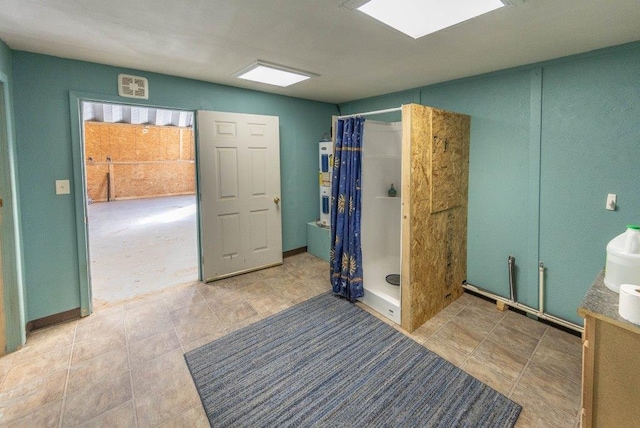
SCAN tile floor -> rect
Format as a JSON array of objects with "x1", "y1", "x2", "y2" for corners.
[{"x1": 0, "y1": 253, "x2": 582, "y2": 427}]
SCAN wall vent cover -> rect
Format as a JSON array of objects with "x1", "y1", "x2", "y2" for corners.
[{"x1": 118, "y1": 74, "x2": 149, "y2": 99}]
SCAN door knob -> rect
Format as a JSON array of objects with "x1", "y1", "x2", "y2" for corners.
[{"x1": 274, "y1": 196, "x2": 281, "y2": 204}]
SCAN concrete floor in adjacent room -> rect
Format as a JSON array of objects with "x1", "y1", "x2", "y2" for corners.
[{"x1": 88, "y1": 195, "x2": 198, "y2": 308}]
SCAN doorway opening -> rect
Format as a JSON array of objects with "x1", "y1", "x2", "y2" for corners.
[{"x1": 82, "y1": 101, "x2": 199, "y2": 308}]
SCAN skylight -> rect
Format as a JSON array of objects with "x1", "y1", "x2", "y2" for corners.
[
  {"x1": 236, "y1": 61, "x2": 313, "y2": 87},
  {"x1": 357, "y1": 0, "x2": 505, "y2": 39}
]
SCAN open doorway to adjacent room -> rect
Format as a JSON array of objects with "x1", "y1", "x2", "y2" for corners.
[{"x1": 82, "y1": 102, "x2": 198, "y2": 308}]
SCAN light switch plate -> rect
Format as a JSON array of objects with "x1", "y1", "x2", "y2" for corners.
[
  {"x1": 606, "y1": 193, "x2": 616, "y2": 211},
  {"x1": 55, "y1": 179, "x2": 70, "y2": 195}
]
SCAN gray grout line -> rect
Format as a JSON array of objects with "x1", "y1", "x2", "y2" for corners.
[
  {"x1": 1, "y1": 255, "x2": 585, "y2": 426},
  {"x1": 57, "y1": 320, "x2": 78, "y2": 428},
  {"x1": 121, "y1": 303, "x2": 139, "y2": 428}
]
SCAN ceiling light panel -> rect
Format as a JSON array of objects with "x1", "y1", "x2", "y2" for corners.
[
  {"x1": 358, "y1": 0, "x2": 505, "y2": 39},
  {"x1": 236, "y1": 61, "x2": 313, "y2": 87}
]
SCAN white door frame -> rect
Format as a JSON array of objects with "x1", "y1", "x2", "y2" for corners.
[
  {"x1": 0, "y1": 73, "x2": 26, "y2": 352},
  {"x1": 69, "y1": 92, "x2": 201, "y2": 317}
]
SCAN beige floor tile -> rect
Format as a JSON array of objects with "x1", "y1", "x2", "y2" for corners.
[
  {"x1": 235, "y1": 281, "x2": 277, "y2": 299},
  {"x1": 161, "y1": 284, "x2": 206, "y2": 313},
  {"x1": 196, "y1": 282, "x2": 235, "y2": 301},
  {"x1": 423, "y1": 336, "x2": 468, "y2": 367},
  {"x1": 78, "y1": 401, "x2": 136, "y2": 428},
  {"x1": 463, "y1": 298, "x2": 508, "y2": 325},
  {"x1": 302, "y1": 274, "x2": 332, "y2": 294},
  {"x1": 403, "y1": 312, "x2": 448, "y2": 344},
  {"x1": 181, "y1": 333, "x2": 226, "y2": 354},
  {"x1": 211, "y1": 301, "x2": 259, "y2": 326},
  {"x1": 62, "y1": 371, "x2": 132, "y2": 426},
  {"x1": 531, "y1": 342, "x2": 582, "y2": 385},
  {"x1": 218, "y1": 271, "x2": 265, "y2": 288},
  {"x1": 170, "y1": 301, "x2": 227, "y2": 345},
  {"x1": 134, "y1": 374, "x2": 201, "y2": 426},
  {"x1": 75, "y1": 310, "x2": 125, "y2": 343},
  {"x1": 539, "y1": 326, "x2": 582, "y2": 359},
  {"x1": 431, "y1": 319, "x2": 485, "y2": 356},
  {"x1": 285, "y1": 262, "x2": 327, "y2": 280},
  {"x1": 67, "y1": 347, "x2": 129, "y2": 392},
  {"x1": 160, "y1": 404, "x2": 210, "y2": 428},
  {"x1": 246, "y1": 294, "x2": 295, "y2": 317},
  {"x1": 517, "y1": 361, "x2": 581, "y2": 417},
  {"x1": 2, "y1": 255, "x2": 586, "y2": 427},
  {"x1": 0, "y1": 370, "x2": 67, "y2": 424},
  {"x1": 123, "y1": 295, "x2": 167, "y2": 319},
  {"x1": 2, "y1": 346, "x2": 71, "y2": 391},
  {"x1": 71, "y1": 331, "x2": 127, "y2": 365},
  {"x1": 125, "y1": 310, "x2": 174, "y2": 344},
  {"x1": 436, "y1": 296, "x2": 469, "y2": 319},
  {"x1": 202, "y1": 290, "x2": 244, "y2": 311},
  {"x1": 129, "y1": 328, "x2": 182, "y2": 367},
  {"x1": 20, "y1": 322, "x2": 77, "y2": 359},
  {"x1": 487, "y1": 322, "x2": 541, "y2": 359},
  {"x1": 451, "y1": 306, "x2": 503, "y2": 336},
  {"x1": 4, "y1": 398, "x2": 62, "y2": 428},
  {"x1": 469, "y1": 339, "x2": 528, "y2": 382},
  {"x1": 455, "y1": 292, "x2": 477, "y2": 306},
  {"x1": 461, "y1": 358, "x2": 514, "y2": 397},
  {"x1": 502, "y1": 310, "x2": 549, "y2": 339},
  {"x1": 512, "y1": 385, "x2": 576, "y2": 428},
  {"x1": 0, "y1": 353, "x2": 15, "y2": 384},
  {"x1": 222, "y1": 313, "x2": 264, "y2": 333},
  {"x1": 131, "y1": 349, "x2": 190, "y2": 397}
]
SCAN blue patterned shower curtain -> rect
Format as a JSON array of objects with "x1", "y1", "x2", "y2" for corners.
[{"x1": 330, "y1": 117, "x2": 364, "y2": 302}]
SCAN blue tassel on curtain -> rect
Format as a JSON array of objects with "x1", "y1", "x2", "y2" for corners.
[{"x1": 330, "y1": 117, "x2": 364, "y2": 302}]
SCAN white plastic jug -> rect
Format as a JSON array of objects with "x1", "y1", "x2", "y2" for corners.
[{"x1": 604, "y1": 225, "x2": 640, "y2": 293}]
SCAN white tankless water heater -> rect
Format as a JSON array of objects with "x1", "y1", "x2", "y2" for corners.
[{"x1": 318, "y1": 141, "x2": 333, "y2": 227}]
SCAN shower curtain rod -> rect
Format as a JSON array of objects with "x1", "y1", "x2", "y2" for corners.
[{"x1": 336, "y1": 106, "x2": 402, "y2": 119}]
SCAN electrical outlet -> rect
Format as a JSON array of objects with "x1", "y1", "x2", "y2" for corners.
[
  {"x1": 55, "y1": 180, "x2": 70, "y2": 195},
  {"x1": 606, "y1": 193, "x2": 616, "y2": 211}
]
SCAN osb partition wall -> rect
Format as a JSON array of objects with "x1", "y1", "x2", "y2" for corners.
[
  {"x1": 401, "y1": 104, "x2": 470, "y2": 332},
  {"x1": 84, "y1": 122, "x2": 195, "y2": 202}
]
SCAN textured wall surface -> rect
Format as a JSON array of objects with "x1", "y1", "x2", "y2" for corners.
[
  {"x1": 11, "y1": 52, "x2": 337, "y2": 321},
  {"x1": 345, "y1": 42, "x2": 640, "y2": 326}
]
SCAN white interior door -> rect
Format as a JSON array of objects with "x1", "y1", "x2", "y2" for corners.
[{"x1": 197, "y1": 110, "x2": 282, "y2": 281}]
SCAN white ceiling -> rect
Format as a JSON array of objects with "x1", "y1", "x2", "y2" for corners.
[{"x1": 1, "y1": 0, "x2": 639, "y2": 104}]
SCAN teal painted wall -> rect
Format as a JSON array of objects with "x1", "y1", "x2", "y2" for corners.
[
  {"x1": 338, "y1": 41, "x2": 640, "y2": 325},
  {"x1": 0, "y1": 40, "x2": 11, "y2": 74},
  {"x1": 539, "y1": 47, "x2": 640, "y2": 322},
  {"x1": 0, "y1": 39, "x2": 26, "y2": 350},
  {"x1": 11, "y1": 52, "x2": 337, "y2": 321},
  {"x1": 420, "y1": 70, "x2": 538, "y2": 309}
]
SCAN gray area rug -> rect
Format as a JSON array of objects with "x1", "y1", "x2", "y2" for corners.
[{"x1": 185, "y1": 292, "x2": 521, "y2": 427}]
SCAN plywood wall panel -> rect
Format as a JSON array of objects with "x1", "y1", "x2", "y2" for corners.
[
  {"x1": 401, "y1": 104, "x2": 470, "y2": 332},
  {"x1": 115, "y1": 126, "x2": 137, "y2": 162},
  {"x1": 113, "y1": 162, "x2": 195, "y2": 200},
  {"x1": 165, "y1": 128, "x2": 181, "y2": 160},
  {"x1": 180, "y1": 129, "x2": 195, "y2": 161},
  {"x1": 84, "y1": 122, "x2": 195, "y2": 201},
  {"x1": 430, "y1": 109, "x2": 469, "y2": 214},
  {"x1": 86, "y1": 164, "x2": 109, "y2": 202}
]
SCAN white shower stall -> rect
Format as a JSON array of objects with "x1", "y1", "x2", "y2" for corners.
[{"x1": 360, "y1": 120, "x2": 403, "y2": 324}]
